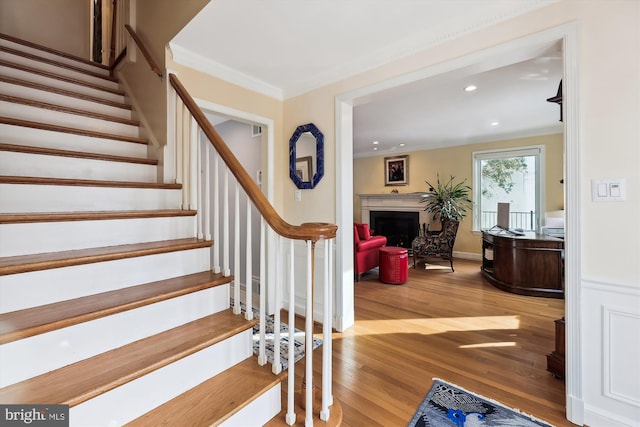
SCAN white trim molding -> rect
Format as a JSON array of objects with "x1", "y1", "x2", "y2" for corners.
[{"x1": 169, "y1": 43, "x2": 283, "y2": 101}]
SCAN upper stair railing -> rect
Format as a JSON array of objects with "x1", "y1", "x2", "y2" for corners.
[
  {"x1": 124, "y1": 24, "x2": 162, "y2": 78},
  {"x1": 124, "y1": 20, "x2": 338, "y2": 426}
]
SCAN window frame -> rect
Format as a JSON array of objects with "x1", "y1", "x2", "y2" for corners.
[{"x1": 472, "y1": 145, "x2": 545, "y2": 232}]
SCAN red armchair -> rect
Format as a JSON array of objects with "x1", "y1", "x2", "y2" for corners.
[{"x1": 354, "y1": 223, "x2": 387, "y2": 281}]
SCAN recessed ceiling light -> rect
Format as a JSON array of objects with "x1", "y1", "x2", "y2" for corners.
[
  {"x1": 490, "y1": 121, "x2": 500, "y2": 126},
  {"x1": 373, "y1": 147, "x2": 378, "y2": 151},
  {"x1": 399, "y1": 143, "x2": 406, "y2": 147},
  {"x1": 373, "y1": 141, "x2": 379, "y2": 145},
  {"x1": 464, "y1": 85, "x2": 477, "y2": 92}
]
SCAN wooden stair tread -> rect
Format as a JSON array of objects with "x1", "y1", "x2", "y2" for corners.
[
  {"x1": 0, "y1": 45, "x2": 118, "y2": 83},
  {"x1": 127, "y1": 358, "x2": 282, "y2": 427},
  {"x1": 0, "y1": 209, "x2": 196, "y2": 224},
  {"x1": 0, "y1": 309, "x2": 255, "y2": 406},
  {"x1": 0, "y1": 59, "x2": 124, "y2": 96},
  {"x1": 0, "y1": 32, "x2": 109, "y2": 71},
  {"x1": 0, "y1": 94, "x2": 139, "y2": 127},
  {"x1": 265, "y1": 393, "x2": 343, "y2": 427},
  {"x1": 0, "y1": 271, "x2": 232, "y2": 344},
  {"x1": 0, "y1": 116, "x2": 148, "y2": 145},
  {"x1": 0, "y1": 75, "x2": 132, "y2": 110},
  {"x1": 0, "y1": 238, "x2": 212, "y2": 276},
  {"x1": 0, "y1": 175, "x2": 181, "y2": 189},
  {"x1": 0, "y1": 143, "x2": 157, "y2": 165}
]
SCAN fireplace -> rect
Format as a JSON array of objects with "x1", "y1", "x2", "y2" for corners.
[{"x1": 370, "y1": 210, "x2": 419, "y2": 249}]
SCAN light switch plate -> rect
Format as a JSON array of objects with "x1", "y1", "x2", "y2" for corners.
[{"x1": 592, "y1": 179, "x2": 626, "y2": 201}]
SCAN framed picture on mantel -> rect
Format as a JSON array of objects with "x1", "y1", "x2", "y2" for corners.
[{"x1": 385, "y1": 155, "x2": 408, "y2": 186}]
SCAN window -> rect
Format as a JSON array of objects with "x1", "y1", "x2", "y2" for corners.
[{"x1": 472, "y1": 146, "x2": 545, "y2": 232}]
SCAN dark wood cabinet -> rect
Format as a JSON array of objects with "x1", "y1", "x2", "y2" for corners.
[
  {"x1": 547, "y1": 317, "x2": 565, "y2": 379},
  {"x1": 482, "y1": 231, "x2": 564, "y2": 298}
]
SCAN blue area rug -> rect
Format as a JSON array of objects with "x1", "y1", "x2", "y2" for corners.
[{"x1": 408, "y1": 379, "x2": 555, "y2": 427}]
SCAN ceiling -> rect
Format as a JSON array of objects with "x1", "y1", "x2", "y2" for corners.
[{"x1": 171, "y1": 0, "x2": 563, "y2": 157}]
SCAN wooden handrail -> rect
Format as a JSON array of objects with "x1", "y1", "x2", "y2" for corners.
[
  {"x1": 125, "y1": 24, "x2": 162, "y2": 78},
  {"x1": 169, "y1": 73, "x2": 337, "y2": 242}
]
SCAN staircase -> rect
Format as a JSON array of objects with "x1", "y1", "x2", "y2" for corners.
[{"x1": 0, "y1": 34, "x2": 282, "y2": 426}]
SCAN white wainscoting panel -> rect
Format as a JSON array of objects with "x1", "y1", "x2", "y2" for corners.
[{"x1": 582, "y1": 278, "x2": 640, "y2": 427}]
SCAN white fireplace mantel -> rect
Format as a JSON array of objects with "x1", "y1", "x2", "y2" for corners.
[{"x1": 359, "y1": 193, "x2": 431, "y2": 226}]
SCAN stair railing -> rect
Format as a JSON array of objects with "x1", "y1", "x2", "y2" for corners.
[
  {"x1": 169, "y1": 73, "x2": 338, "y2": 426},
  {"x1": 124, "y1": 24, "x2": 162, "y2": 78}
]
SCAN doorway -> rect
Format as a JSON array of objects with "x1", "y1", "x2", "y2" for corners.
[
  {"x1": 335, "y1": 23, "x2": 581, "y2": 425},
  {"x1": 196, "y1": 99, "x2": 277, "y2": 312}
]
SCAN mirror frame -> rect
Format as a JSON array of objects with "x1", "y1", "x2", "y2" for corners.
[{"x1": 289, "y1": 123, "x2": 324, "y2": 189}]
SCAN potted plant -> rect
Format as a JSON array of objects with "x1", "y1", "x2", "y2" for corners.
[{"x1": 421, "y1": 174, "x2": 473, "y2": 223}]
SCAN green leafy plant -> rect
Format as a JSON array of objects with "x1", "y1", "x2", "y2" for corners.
[
  {"x1": 422, "y1": 174, "x2": 473, "y2": 222},
  {"x1": 481, "y1": 157, "x2": 528, "y2": 198}
]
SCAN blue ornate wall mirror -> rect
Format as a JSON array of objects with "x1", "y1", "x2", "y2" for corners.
[{"x1": 289, "y1": 123, "x2": 324, "y2": 189}]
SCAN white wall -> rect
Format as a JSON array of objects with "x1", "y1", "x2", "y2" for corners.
[{"x1": 282, "y1": 1, "x2": 640, "y2": 426}]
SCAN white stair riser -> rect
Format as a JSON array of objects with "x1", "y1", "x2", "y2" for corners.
[
  {"x1": 0, "y1": 64, "x2": 125, "y2": 104},
  {"x1": 2, "y1": 51, "x2": 120, "y2": 91},
  {"x1": 0, "y1": 123, "x2": 148, "y2": 158},
  {"x1": 222, "y1": 384, "x2": 281, "y2": 427},
  {"x1": 0, "y1": 80, "x2": 132, "y2": 120},
  {"x1": 0, "y1": 38, "x2": 110, "y2": 76},
  {"x1": 0, "y1": 285, "x2": 231, "y2": 387},
  {"x1": 0, "y1": 184, "x2": 181, "y2": 213},
  {"x1": 0, "y1": 151, "x2": 157, "y2": 183},
  {"x1": 0, "y1": 100, "x2": 140, "y2": 138},
  {"x1": 0, "y1": 216, "x2": 196, "y2": 257},
  {"x1": 71, "y1": 332, "x2": 253, "y2": 427},
  {"x1": 0, "y1": 248, "x2": 212, "y2": 312}
]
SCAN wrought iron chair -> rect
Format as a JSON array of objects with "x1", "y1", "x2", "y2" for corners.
[{"x1": 411, "y1": 219, "x2": 460, "y2": 272}]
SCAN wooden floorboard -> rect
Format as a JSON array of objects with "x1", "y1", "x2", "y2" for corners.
[{"x1": 282, "y1": 258, "x2": 570, "y2": 426}]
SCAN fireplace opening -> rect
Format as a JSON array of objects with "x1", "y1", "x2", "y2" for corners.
[{"x1": 370, "y1": 211, "x2": 419, "y2": 249}]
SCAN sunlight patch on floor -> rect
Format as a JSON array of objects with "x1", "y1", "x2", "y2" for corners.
[
  {"x1": 459, "y1": 341, "x2": 517, "y2": 348},
  {"x1": 350, "y1": 315, "x2": 521, "y2": 336}
]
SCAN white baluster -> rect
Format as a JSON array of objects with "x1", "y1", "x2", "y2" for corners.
[
  {"x1": 212, "y1": 152, "x2": 220, "y2": 272},
  {"x1": 166, "y1": 85, "x2": 176, "y2": 184},
  {"x1": 181, "y1": 105, "x2": 189, "y2": 209},
  {"x1": 175, "y1": 98, "x2": 183, "y2": 186},
  {"x1": 321, "y1": 239, "x2": 333, "y2": 420},
  {"x1": 195, "y1": 127, "x2": 202, "y2": 239},
  {"x1": 272, "y1": 235, "x2": 282, "y2": 375},
  {"x1": 245, "y1": 198, "x2": 253, "y2": 320},
  {"x1": 203, "y1": 143, "x2": 211, "y2": 241},
  {"x1": 233, "y1": 181, "x2": 241, "y2": 315},
  {"x1": 286, "y1": 238, "x2": 296, "y2": 425},
  {"x1": 190, "y1": 117, "x2": 198, "y2": 216},
  {"x1": 258, "y1": 219, "x2": 267, "y2": 365},
  {"x1": 223, "y1": 166, "x2": 230, "y2": 277},
  {"x1": 304, "y1": 240, "x2": 313, "y2": 426}
]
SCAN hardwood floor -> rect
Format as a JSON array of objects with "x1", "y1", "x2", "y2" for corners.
[{"x1": 287, "y1": 258, "x2": 571, "y2": 426}]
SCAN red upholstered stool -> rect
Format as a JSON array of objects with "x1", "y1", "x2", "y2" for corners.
[{"x1": 379, "y1": 246, "x2": 409, "y2": 284}]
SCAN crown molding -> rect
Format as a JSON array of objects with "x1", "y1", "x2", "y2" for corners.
[{"x1": 168, "y1": 43, "x2": 284, "y2": 101}]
